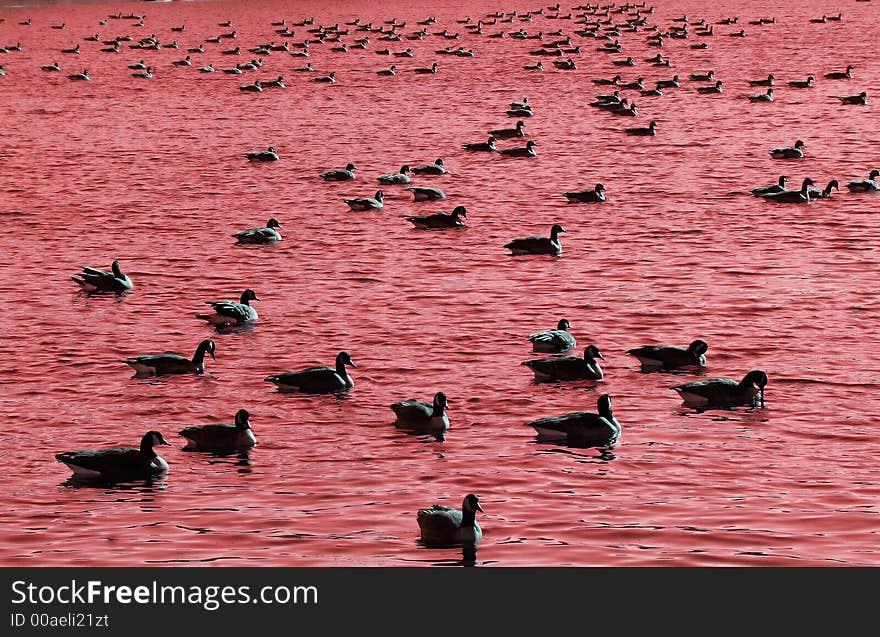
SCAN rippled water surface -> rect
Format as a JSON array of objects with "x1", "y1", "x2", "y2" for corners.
[{"x1": 1, "y1": 0, "x2": 879, "y2": 566}]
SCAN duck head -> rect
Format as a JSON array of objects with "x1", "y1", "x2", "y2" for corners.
[
  {"x1": 336, "y1": 351, "x2": 357, "y2": 368},
  {"x1": 266, "y1": 217, "x2": 282, "y2": 229},
  {"x1": 462, "y1": 494, "x2": 483, "y2": 514},
  {"x1": 234, "y1": 409, "x2": 251, "y2": 430},
  {"x1": 557, "y1": 318, "x2": 571, "y2": 331}
]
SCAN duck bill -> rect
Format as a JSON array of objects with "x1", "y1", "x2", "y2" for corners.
[
  {"x1": 348, "y1": 361, "x2": 357, "y2": 368},
  {"x1": 476, "y1": 503, "x2": 484, "y2": 512}
]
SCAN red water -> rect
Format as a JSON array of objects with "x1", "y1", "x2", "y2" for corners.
[{"x1": 1, "y1": 0, "x2": 879, "y2": 567}]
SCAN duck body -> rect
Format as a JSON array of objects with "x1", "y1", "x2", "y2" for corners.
[
  {"x1": 377, "y1": 165, "x2": 412, "y2": 185},
  {"x1": 847, "y1": 170, "x2": 879, "y2": 192},
  {"x1": 179, "y1": 409, "x2": 256, "y2": 452},
  {"x1": 411, "y1": 159, "x2": 445, "y2": 175},
  {"x1": 233, "y1": 217, "x2": 282, "y2": 244},
  {"x1": 526, "y1": 394, "x2": 620, "y2": 446},
  {"x1": 391, "y1": 392, "x2": 449, "y2": 434},
  {"x1": 407, "y1": 186, "x2": 445, "y2": 201},
  {"x1": 345, "y1": 190, "x2": 384, "y2": 210},
  {"x1": 763, "y1": 178, "x2": 814, "y2": 203},
  {"x1": 770, "y1": 140, "x2": 806, "y2": 159},
  {"x1": 123, "y1": 339, "x2": 216, "y2": 377},
  {"x1": 265, "y1": 351, "x2": 356, "y2": 393},
  {"x1": 673, "y1": 370, "x2": 768, "y2": 408},
  {"x1": 406, "y1": 205, "x2": 467, "y2": 229},
  {"x1": 627, "y1": 339, "x2": 708, "y2": 370},
  {"x1": 500, "y1": 140, "x2": 537, "y2": 157},
  {"x1": 505, "y1": 223, "x2": 565, "y2": 256},
  {"x1": 751, "y1": 176, "x2": 787, "y2": 196},
  {"x1": 196, "y1": 289, "x2": 259, "y2": 327},
  {"x1": 523, "y1": 345, "x2": 604, "y2": 381},
  {"x1": 564, "y1": 183, "x2": 605, "y2": 203},
  {"x1": 321, "y1": 163, "x2": 356, "y2": 181},
  {"x1": 71, "y1": 260, "x2": 132, "y2": 294},
  {"x1": 56, "y1": 431, "x2": 170, "y2": 480},
  {"x1": 489, "y1": 121, "x2": 526, "y2": 138},
  {"x1": 417, "y1": 494, "x2": 483, "y2": 548},
  {"x1": 528, "y1": 319, "x2": 576, "y2": 353}
]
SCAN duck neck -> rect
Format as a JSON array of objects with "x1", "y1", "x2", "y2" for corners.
[
  {"x1": 192, "y1": 343, "x2": 209, "y2": 366},
  {"x1": 432, "y1": 400, "x2": 445, "y2": 418},
  {"x1": 460, "y1": 506, "x2": 477, "y2": 528},
  {"x1": 140, "y1": 438, "x2": 157, "y2": 457},
  {"x1": 336, "y1": 358, "x2": 347, "y2": 377}
]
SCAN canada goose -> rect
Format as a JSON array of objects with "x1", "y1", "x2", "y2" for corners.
[
  {"x1": 462, "y1": 136, "x2": 496, "y2": 152},
  {"x1": 752, "y1": 176, "x2": 787, "y2": 196},
  {"x1": 528, "y1": 319, "x2": 576, "y2": 353},
  {"x1": 788, "y1": 75, "x2": 814, "y2": 88},
  {"x1": 825, "y1": 65, "x2": 853, "y2": 80},
  {"x1": 245, "y1": 146, "x2": 279, "y2": 161},
  {"x1": 847, "y1": 170, "x2": 880, "y2": 192},
  {"x1": 406, "y1": 186, "x2": 445, "y2": 201},
  {"x1": 265, "y1": 351, "x2": 356, "y2": 393},
  {"x1": 71, "y1": 261, "x2": 132, "y2": 295},
  {"x1": 522, "y1": 345, "x2": 605, "y2": 381},
  {"x1": 179, "y1": 409, "x2": 256, "y2": 452},
  {"x1": 837, "y1": 91, "x2": 867, "y2": 105},
  {"x1": 770, "y1": 140, "x2": 806, "y2": 159},
  {"x1": 763, "y1": 178, "x2": 815, "y2": 203},
  {"x1": 564, "y1": 183, "x2": 605, "y2": 203},
  {"x1": 410, "y1": 158, "x2": 445, "y2": 175},
  {"x1": 405, "y1": 206, "x2": 467, "y2": 229},
  {"x1": 321, "y1": 163, "x2": 357, "y2": 181},
  {"x1": 624, "y1": 120, "x2": 657, "y2": 136},
  {"x1": 748, "y1": 74, "x2": 775, "y2": 86},
  {"x1": 233, "y1": 218, "x2": 282, "y2": 244},
  {"x1": 488, "y1": 121, "x2": 525, "y2": 138},
  {"x1": 377, "y1": 165, "x2": 412, "y2": 185},
  {"x1": 499, "y1": 140, "x2": 537, "y2": 157},
  {"x1": 345, "y1": 190, "x2": 384, "y2": 210},
  {"x1": 417, "y1": 494, "x2": 483, "y2": 547},
  {"x1": 505, "y1": 224, "x2": 565, "y2": 255},
  {"x1": 391, "y1": 391, "x2": 449, "y2": 435},
  {"x1": 196, "y1": 289, "x2": 259, "y2": 327},
  {"x1": 673, "y1": 370, "x2": 768, "y2": 408},
  {"x1": 525, "y1": 394, "x2": 621, "y2": 446},
  {"x1": 807, "y1": 180, "x2": 840, "y2": 199},
  {"x1": 56, "y1": 431, "x2": 170, "y2": 480},
  {"x1": 123, "y1": 339, "x2": 216, "y2": 377},
  {"x1": 627, "y1": 339, "x2": 708, "y2": 370}
]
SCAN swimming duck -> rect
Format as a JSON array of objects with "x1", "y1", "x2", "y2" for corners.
[
  {"x1": 376, "y1": 65, "x2": 396, "y2": 76},
  {"x1": 525, "y1": 393, "x2": 620, "y2": 446},
  {"x1": 847, "y1": 170, "x2": 880, "y2": 192},
  {"x1": 179, "y1": 409, "x2": 256, "y2": 452},
  {"x1": 770, "y1": 140, "x2": 806, "y2": 159},
  {"x1": 56, "y1": 431, "x2": 170, "y2": 480},
  {"x1": 196, "y1": 289, "x2": 259, "y2": 327},
  {"x1": 763, "y1": 178, "x2": 814, "y2": 203},
  {"x1": 673, "y1": 370, "x2": 767, "y2": 408},
  {"x1": 417, "y1": 494, "x2": 483, "y2": 548},
  {"x1": 42, "y1": 62, "x2": 62, "y2": 72},
  {"x1": 265, "y1": 351, "x2": 356, "y2": 393},
  {"x1": 377, "y1": 165, "x2": 412, "y2": 185},
  {"x1": 627, "y1": 339, "x2": 708, "y2": 370},
  {"x1": 406, "y1": 205, "x2": 467, "y2": 229},
  {"x1": 500, "y1": 140, "x2": 537, "y2": 157},
  {"x1": 837, "y1": 91, "x2": 867, "y2": 105},
  {"x1": 489, "y1": 120, "x2": 525, "y2": 139},
  {"x1": 410, "y1": 158, "x2": 444, "y2": 175},
  {"x1": 624, "y1": 120, "x2": 657, "y2": 136},
  {"x1": 233, "y1": 218, "x2": 283, "y2": 244},
  {"x1": 697, "y1": 80, "x2": 723, "y2": 94},
  {"x1": 124, "y1": 339, "x2": 216, "y2": 377},
  {"x1": 522, "y1": 345, "x2": 604, "y2": 381},
  {"x1": 463, "y1": 136, "x2": 497, "y2": 152},
  {"x1": 788, "y1": 75, "x2": 814, "y2": 88},
  {"x1": 825, "y1": 65, "x2": 854, "y2": 80},
  {"x1": 407, "y1": 186, "x2": 445, "y2": 201},
  {"x1": 68, "y1": 69, "x2": 89, "y2": 80},
  {"x1": 413, "y1": 62, "x2": 439, "y2": 74},
  {"x1": 345, "y1": 190, "x2": 384, "y2": 210},
  {"x1": 748, "y1": 88, "x2": 773, "y2": 102},
  {"x1": 321, "y1": 163, "x2": 356, "y2": 181},
  {"x1": 748, "y1": 74, "x2": 775, "y2": 86},
  {"x1": 313, "y1": 72, "x2": 336, "y2": 83},
  {"x1": 246, "y1": 146, "x2": 279, "y2": 161},
  {"x1": 564, "y1": 183, "x2": 605, "y2": 203},
  {"x1": 391, "y1": 391, "x2": 449, "y2": 435},
  {"x1": 505, "y1": 224, "x2": 565, "y2": 255},
  {"x1": 752, "y1": 176, "x2": 788, "y2": 196},
  {"x1": 528, "y1": 318, "x2": 576, "y2": 353},
  {"x1": 71, "y1": 260, "x2": 133, "y2": 295},
  {"x1": 807, "y1": 179, "x2": 839, "y2": 198}
]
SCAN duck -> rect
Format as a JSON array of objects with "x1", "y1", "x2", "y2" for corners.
[
  {"x1": 748, "y1": 88, "x2": 773, "y2": 102},
  {"x1": 522, "y1": 345, "x2": 604, "y2": 382},
  {"x1": 179, "y1": 409, "x2": 256, "y2": 452},
  {"x1": 752, "y1": 176, "x2": 788, "y2": 196},
  {"x1": 673, "y1": 370, "x2": 768, "y2": 408},
  {"x1": 489, "y1": 120, "x2": 525, "y2": 139},
  {"x1": 624, "y1": 120, "x2": 657, "y2": 136},
  {"x1": 56, "y1": 431, "x2": 170, "y2": 480},
  {"x1": 321, "y1": 163, "x2": 356, "y2": 181},
  {"x1": 245, "y1": 146, "x2": 279, "y2": 161},
  {"x1": 391, "y1": 391, "x2": 449, "y2": 435},
  {"x1": 345, "y1": 190, "x2": 384, "y2": 210},
  {"x1": 763, "y1": 178, "x2": 814, "y2": 203},
  {"x1": 505, "y1": 224, "x2": 565, "y2": 256},
  {"x1": 123, "y1": 339, "x2": 216, "y2": 377},
  {"x1": 564, "y1": 183, "x2": 605, "y2": 203},
  {"x1": 240, "y1": 81, "x2": 262, "y2": 92},
  {"x1": 376, "y1": 65, "x2": 396, "y2": 76},
  {"x1": 406, "y1": 205, "x2": 467, "y2": 229},
  {"x1": 71, "y1": 260, "x2": 133, "y2": 295},
  {"x1": 748, "y1": 74, "x2": 775, "y2": 86},
  {"x1": 196, "y1": 289, "x2": 259, "y2": 327},
  {"x1": 788, "y1": 75, "x2": 814, "y2": 89},
  {"x1": 837, "y1": 91, "x2": 867, "y2": 105},
  {"x1": 807, "y1": 179, "x2": 839, "y2": 199},
  {"x1": 410, "y1": 158, "x2": 445, "y2": 175},
  {"x1": 627, "y1": 339, "x2": 708, "y2": 370},
  {"x1": 406, "y1": 186, "x2": 445, "y2": 201},
  {"x1": 499, "y1": 140, "x2": 537, "y2": 157},
  {"x1": 68, "y1": 69, "x2": 89, "y2": 80},
  {"x1": 377, "y1": 165, "x2": 412, "y2": 185},
  {"x1": 417, "y1": 494, "x2": 483, "y2": 548},
  {"x1": 233, "y1": 218, "x2": 282, "y2": 244},
  {"x1": 770, "y1": 140, "x2": 806, "y2": 159},
  {"x1": 525, "y1": 394, "x2": 620, "y2": 446},
  {"x1": 847, "y1": 170, "x2": 880, "y2": 192},
  {"x1": 462, "y1": 136, "x2": 496, "y2": 152},
  {"x1": 265, "y1": 351, "x2": 356, "y2": 393},
  {"x1": 825, "y1": 65, "x2": 853, "y2": 80},
  {"x1": 413, "y1": 62, "x2": 439, "y2": 74},
  {"x1": 697, "y1": 80, "x2": 723, "y2": 94},
  {"x1": 313, "y1": 72, "x2": 336, "y2": 83},
  {"x1": 528, "y1": 318, "x2": 576, "y2": 353},
  {"x1": 41, "y1": 62, "x2": 62, "y2": 72}
]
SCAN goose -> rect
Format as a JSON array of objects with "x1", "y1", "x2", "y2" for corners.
[
  {"x1": 417, "y1": 494, "x2": 483, "y2": 548},
  {"x1": 377, "y1": 165, "x2": 412, "y2": 185},
  {"x1": 810, "y1": 15, "x2": 828, "y2": 23},
  {"x1": 564, "y1": 183, "x2": 605, "y2": 203},
  {"x1": 376, "y1": 65, "x2": 396, "y2": 76},
  {"x1": 847, "y1": 170, "x2": 880, "y2": 192},
  {"x1": 68, "y1": 69, "x2": 89, "y2": 80},
  {"x1": 640, "y1": 84, "x2": 663, "y2": 97},
  {"x1": 221, "y1": 46, "x2": 241, "y2": 55},
  {"x1": 730, "y1": 28, "x2": 747, "y2": 37},
  {"x1": 788, "y1": 75, "x2": 815, "y2": 88},
  {"x1": 245, "y1": 146, "x2": 279, "y2": 161},
  {"x1": 625, "y1": 120, "x2": 656, "y2": 136},
  {"x1": 346, "y1": 190, "x2": 385, "y2": 210},
  {"x1": 188, "y1": 44, "x2": 205, "y2": 54},
  {"x1": 196, "y1": 289, "x2": 259, "y2": 327},
  {"x1": 619, "y1": 77, "x2": 645, "y2": 90},
  {"x1": 172, "y1": 55, "x2": 191, "y2": 66},
  {"x1": 461, "y1": 135, "x2": 498, "y2": 153},
  {"x1": 71, "y1": 260, "x2": 133, "y2": 295},
  {"x1": 391, "y1": 391, "x2": 449, "y2": 435},
  {"x1": 748, "y1": 74, "x2": 775, "y2": 86},
  {"x1": 689, "y1": 70, "x2": 714, "y2": 81},
  {"x1": 393, "y1": 47, "x2": 414, "y2": 57},
  {"x1": 505, "y1": 224, "x2": 565, "y2": 255},
  {"x1": 500, "y1": 140, "x2": 537, "y2": 157},
  {"x1": 413, "y1": 62, "x2": 439, "y2": 74},
  {"x1": 770, "y1": 140, "x2": 805, "y2": 159},
  {"x1": 691, "y1": 42, "x2": 709, "y2": 49},
  {"x1": 697, "y1": 80, "x2": 723, "y2": 94},
  {"x1": 525, "y1": 394, "x2": 620, "y2": 446},
  {"x1": 61, "y1": 44, "x2": 80, "y2": 54},
  {"x1": 233, "y1": 218, "x2": 283, "y2": 244},
  {"x1": 171, "y1": 24, "x2": 185, "y2": 32},
  {"x1": 627, "y1": 339, "x2": 708, "y2": 370},
  {"x1": 522, "y1": 345, "x2": 604, "y2": 381},
  {"x1": 763, "y1": 178, "x2": 814, "y2": 203},
  {"x1": 56, "y1": 431, "x2": 170, "y2": 480},
  {"x1": 84, "y1": 34, "x2": 101, "y2": 42},
  {"x1": 411, "y1": 158, "x2": 445, "y2": 175},
  {"x1": 223, "y1": 67, "x2": 243, "y2": 74},
  {"x1": 612, "y1": 56, "x2": 635, "y2": 66},
  {"x1": 406, "y1": 205, "x2": 467, "y2": 229},
  {"x1": 827, "y1": 13, "x2": 843, "y2": 20},
  {"x1": 528, "y1": 318, "x2": 576, "y2": 353},
  {"x1": 132, "y1": 66, "x2": 153, "y2": 78},
  {"x1": 673, "y1": 370, "x2": 767, "y2": 408},
  {"x1": 837, "y1": 91, "x2": 867, "y2": 105},
  {"x1": 321, "y1": 163, "x2": 357, "y2": 181},
  {"x1": 265, "y1": 351, "x2": 356, "y2": 393},
  {"x1": 407, "y1": 186, "x2": 445, "y2": 201},
  {"x1": 592, "y1": 74, "x2": 621, "y2": 86},
  {"x1": 313, "y1": 72, "x2": 336, "y2": 82},
  {"x1": 41, "y1": 62, "x2": 62, "y2": 72},
  {"x1": 179, "y1": 409, "x2": 256, "y2": 452},
  {"x1": 656, "y1": 75, "x2": 679, "y2": 88},
  {"x1": 123, "y1": 339, "x2": 216, "y2": 377},
  {"x1": 199, "y1": 64, "x2": 215, "y2": 73},
  {"x1": 489, "y1": 120, "x2": 525, "y2": 139},
  {"x1": 260, "y1": 75, "x2": 286, "y2": 88},
  {"x1": 523, "y1": 61, "x2": 543, "y2": 70},
  {"x1": 590, "y1": 92, "x2": 621, "y2": 107},
  {"x1": 748, "y1": 88, "x2": 773, "y2": 102},
  {"x1": 295, "y1": 62, "x2": 314, "y2": 72},
  {"x1": 825, "y1": 65, "x2": 853, "y2": 80},
  {"x1": 240, "y1": 81, "x2": 263, "y2": 92},
  {"x1": 752, "y1": 176, "x2": 788, "y2": 196},
  {"x1": 807, "y1": 179, "x2": 839, "y2": 199},
  {"x1": 553, "y1": 58, "x2": 576, "y2": 69}
]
